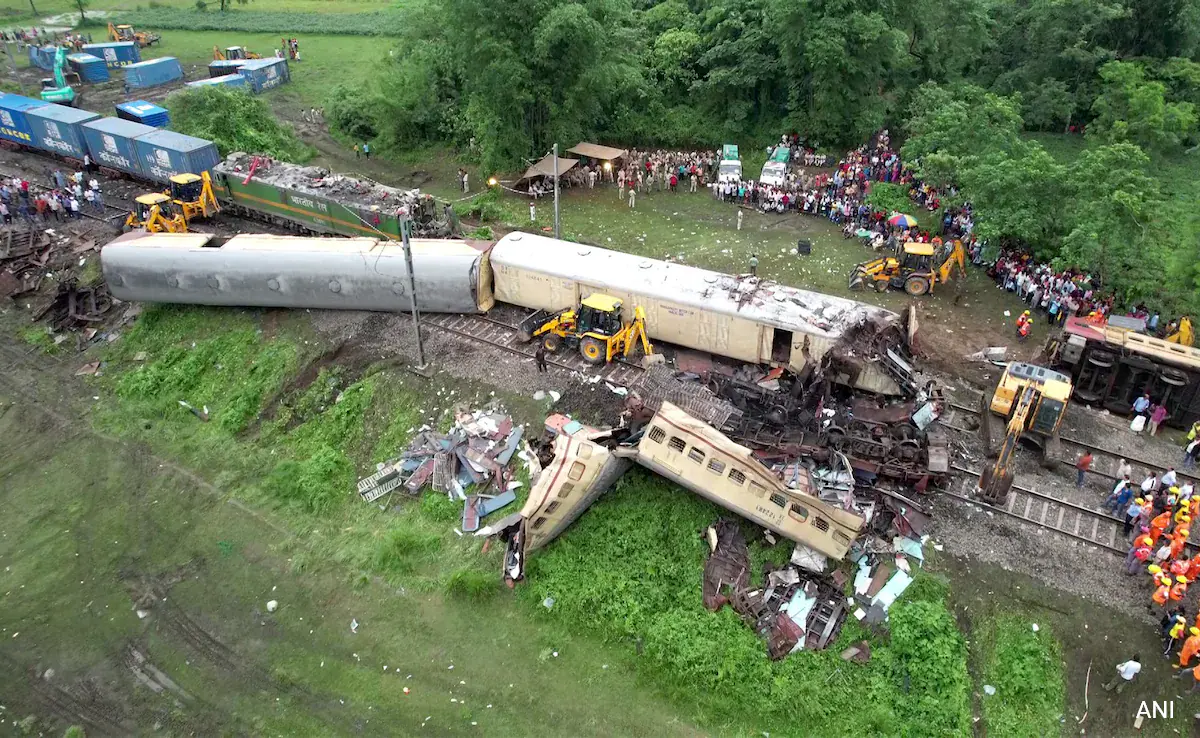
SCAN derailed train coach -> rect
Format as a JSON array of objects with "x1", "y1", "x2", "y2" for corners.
[
  {"x1": 489, "y1": 231, "x2": 909, "y2": 395},
  {"x1": 101, "y1": 231, "x2": 495, "y2": 314}
]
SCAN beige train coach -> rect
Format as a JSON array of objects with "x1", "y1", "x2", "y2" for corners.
[{"x1": 489, "y1": 231, "x2": 903, "y2": 395}]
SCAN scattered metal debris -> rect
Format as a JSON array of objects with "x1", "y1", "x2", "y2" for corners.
[{"x1": 356, "y1": 404, "x2": 524, "y2": 529}]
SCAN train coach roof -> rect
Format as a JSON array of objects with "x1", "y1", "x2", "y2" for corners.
[
  {"x1": 214, "y1": 152, "x2": 430, "y2": 211},
  {"x1": 491, "y1": 231, "x2": 896, "y2": 337},
  {"x1": 106, "y1": 231, "x2": 491, "y2": 256}
]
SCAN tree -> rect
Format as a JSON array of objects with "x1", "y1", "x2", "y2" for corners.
[
  {"x1": 864, "y1": 182, "x2": 913, "y2": 215},
  {"x1": 958, "y1": 142, "x2": 1066, "y2": 255},
  {"x1": 73, "y1": 0, "x2": 86, "y2": 23},
  {"x1": 28, "y1": 0, "x2": 37, "y2": 16},
  {"x1": 900, "y1": 83, "x2": 1024, "y2": 186},
  {"x1": 217, "y1": 0, "x2": 249, "y2": 10},
  {"x1": 1058, "y1": 143, "x2": 1165, "y2": 301},
  {"x1": 1089, "y1": 60, "x2": 1197, "y2": 151},
  {"x1": 772, "y1": 0, "x2": 906, "y2": 146}
]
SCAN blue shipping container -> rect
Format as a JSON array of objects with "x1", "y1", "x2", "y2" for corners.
[
  {"x1": 81, "y1": 117, "x2": 156, "y2": 176},
  {"x1": 115, "y1": 101, "x2": 169, "y2": 128},
  {"x1": 28, "y1": 45, "x2": 56, "y2": 71},
  {"x1": 0, "y1": 93, "x2": 49, "y2": 146},
  {"x1": 124, "y1": 57, "x2": 183, "y2": 89},
  {"x1": 208, "y1": 60, "x2": 247, "y2": 78},
  {"x1": 133, "y1": 130, "x2": 220, "y2": 183},
  {"x1": 25, "y1": 104, "x2": 100, "y2": 160},
  {"x1": 237, "y1": 58, "x2": 289, "y2": 93},
  {"x1": 186, "y1": 73, "x2": 247, "y2": 90},
  {"x1": 67, "y1": 53, "x2": 110, "y2": 83},
  {"x1": 81, "y1": 42, "x2": 141, "y2": 68}
]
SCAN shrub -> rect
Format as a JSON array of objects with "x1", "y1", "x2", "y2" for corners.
[
  {"x1": 372, "y1": 522, "x2": 441, "y2": 575},
  {"x1": 263, "y1": 445, "x2": 352, "y2": 515},
  {"x1": 165, "y1": 87, "x2": 314, "y2": 162},
  {"x1": 445, "y1": 567, "x2": 496, "y2": 600},
  {"x1": 890, "y1": 600, "x2": 972, "y2": 737},
  {"x1": 981, "y1": 617, "x2": 1066, "y2": 737}
]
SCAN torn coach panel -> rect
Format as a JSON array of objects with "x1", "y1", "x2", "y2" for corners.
[
  {"x1": 519, "y1": 433, "x2": 631, "y2": 553},
  {"x1": 636, "y1": 402, "x2": 864, "y2": 560}
]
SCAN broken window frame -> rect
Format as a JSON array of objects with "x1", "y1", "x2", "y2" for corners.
[
  {"x1": 557, "y1": 482, "x2": 575, "y2": 499},
  {"x1": 728, "y1": 468, "x2": 747, "y2": 485},
  {"x1": 667, "y1": 436, "x2": 687, "y2": 453},
  {"x1": 687, "y1": 447, "x2": 705, "y2": 464},
  {"x1": 568, "y1": 461, "x2": 586, "y2": 481},
  {"x1": 648, "y1": 426, "x2": 666, "y2": 443},
  {"x1": 707, "y1": 458, "x2": 726, "y2": 474},
  {"x1": 768, "y1": 492, "x2": 786, "y2": 507},
  {"x1": 813, "y1": 516, "x2": 830, "y2": 532},
  {"x1": 789, "y1": 503, "x2": 809, "y2": 522}
]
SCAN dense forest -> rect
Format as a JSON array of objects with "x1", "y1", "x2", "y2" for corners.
[{"x1": 327, "y1": 0, "x2": 1200, "y2": 312}]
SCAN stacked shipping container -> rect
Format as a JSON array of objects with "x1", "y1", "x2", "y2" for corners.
[
  {"x1": 25, "y1": 105, "x2": 100, "y2": 160},
  {"x1": 115, "y1": 101, "x2": 170, "y2": 128},
  {"x1": 0, "y1": 93, "x2": 49, "y2": 146}
]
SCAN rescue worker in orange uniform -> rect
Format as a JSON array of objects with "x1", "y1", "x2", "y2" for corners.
[
  {"x1": 1155, "y1": 575, "x2": 1173, "y2": 609},
  {"x1": 1171, "y1": 529, "x2": 1191, "y2": 561},
  {"x1": 1168, "y1": 615, "x2": 1189, "y2": 655},
  {"x1": 1151, "y1": 510, "x2": 1173, "y2": 541},
  {"x1": 1016, "y1": 310, "x2": 1032, "y2": 341},
  {"x1": 1176, "y1": 627, "x2": 1200, "y2": 669},
  {"x1": 1186, "y1": 554, "x2": 1200, "y2": 582},
  {"x1": 1171, "y1": 575, "x2": 1190, "y2": 604}
]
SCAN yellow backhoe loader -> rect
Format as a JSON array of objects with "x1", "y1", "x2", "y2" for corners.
[
  {"x1": 108, "y1": 23, "x2": 160, "y2": 48},
  {"x1": 125, "y1": 193, "x2": 187, "y2": 233},
  {"x1": 977, "y1": 362, "x2": 1073, "y2": 504},
  {"x1": 167, "y1": 172, "x2": 221, "y2": 222},
  {"x1": 518, "y1": 293, "x2": 653, "y2": 364},
  {"x1": 849, "y1": 240, "x2": 966, "y2": 296},
  {"x1": 212, "y1": 46, "x2": 262, "y2": 61}
]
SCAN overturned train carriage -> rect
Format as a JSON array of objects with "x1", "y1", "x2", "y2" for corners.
[
  {"x1": 519, "y1": 402, "x2": 865, "y2": 561},
  {"x1": 101, "y1": 232, "x2": 494, "y2": 313},
  {"x1": 490, "y1": 232, "x2": 908, "y2": 395}
]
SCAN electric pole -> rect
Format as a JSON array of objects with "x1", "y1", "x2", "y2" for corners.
[
  {"x1": 399, "y1": 213, "x2": 427, "y2": 370},
  {"x1": 552, "y1": 143, "x2": 560, "y2": 239}
]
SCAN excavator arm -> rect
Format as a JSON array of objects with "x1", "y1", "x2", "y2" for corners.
[
  {"x1": 978, "y1": 384, "x2": 1037, "y2": 505},
  {"x1": 936, "y1": 241, "x2": 967, "y2": 285}
]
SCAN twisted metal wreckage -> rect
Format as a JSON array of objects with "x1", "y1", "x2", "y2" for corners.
[{"x1": 479, "y1": 309, "x2": 945, "y2": 659}]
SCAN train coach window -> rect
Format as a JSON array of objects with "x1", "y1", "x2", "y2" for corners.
[
  {"x1": 557, "y1": 483, "x2": 575, "y2": 499},
  {"x1": 532, "y1": 517, "x2": 547, "y2": 530},
  {"x1": 750, "y1": 481, "x2": 768, "y2": 498},
  {"x1": 789, "y1": 504, "x2": 809, "y2": 523},
  {"x1": 648, "y1": 426, "x2": 666, "y2": 444},
  {"x1": 568, "y1": 461, "x2": 586, "y2": 481},
  {"x1": 768, "y1": 492, "x2": 787, "y2": 508},
  {"x1": 834, "y1": 532, "x2": 850, "y2": 547},
  {"x1": 728, "y1": 468, "x2": 747, "y2": 485},
  {"x1": 546, "y1": 502, "x2": 560, "y2": 514},
  {"x1": 578, "y1": 444, "x2": 593, "y2": 460},
  {"x1": 668, "y1": 436, "x2": 687, "y2": 453},
  {"x1": 707, "y1": 459, "x2": 726, "y2": 474},
  {"x1": 813, "y1": 517, "x2": 830, "y2": 533},
  {"x1": 688, "y1": 448, "x2": 705, "y2": 464}
]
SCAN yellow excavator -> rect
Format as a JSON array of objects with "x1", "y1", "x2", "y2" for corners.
[
  {"x1": 518, "y1": 293, "x2": 653, "y2": 364},
  {"x1": 849, "y1": 240, "x2": 966, "y2": 296},
  {"x1": 977, "y1": 362, "x2": 1073, "y2": 504},
  {"x1": 108, "y1": 23, "x2": 160, "y2": 48},
  {"x1": 212, "y1": 46, "x2": 262, "y2": 61},
  {"x1": 126, "y1": 193, "x2": 187, "y2": 233},
  {"x1": 167, "y1": 172, "x2": 220, "y2": 222}
]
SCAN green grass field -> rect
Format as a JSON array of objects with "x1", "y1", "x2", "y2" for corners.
[{"x1": 0, "y1": 0, "x2": 397, "y2": 26}]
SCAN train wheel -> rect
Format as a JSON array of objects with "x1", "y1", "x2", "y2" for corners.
[
  {"x1": 1161, "y1": 368, "x2": 1188, "y2": 387},
  {"x1": 580, "y1": 337, "x2": 606, "y2": 365},
  {"x1": 543, "y1": 334, "x2": 561, "y2": 353},
  {"x1": 904, "y1": 275, "x2": 931, "y2": 296}
]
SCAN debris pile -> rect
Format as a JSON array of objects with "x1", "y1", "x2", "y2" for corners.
[
  {"x1": 1, "y1": 224, "x2": 115, "y2": 336},
  {"x1": 356, "y1": 405, "x2": 529, "y2": 532},
  {"x1": 702, "y1": 519, "x2": 848, "y2": 659},
  {"x1": 849, "y1": 533, "x2": 928, "y2": 625}
]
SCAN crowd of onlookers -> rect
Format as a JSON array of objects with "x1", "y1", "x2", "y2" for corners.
[
  {"x1": 0, "y1": 171, "x2": 104, "y2": 226},
  {"x1": 2, "y1": 28, "x2": 94, "y2": 51}
]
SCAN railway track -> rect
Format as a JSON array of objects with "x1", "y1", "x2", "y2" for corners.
[
  {"x1": 0, "y1": 168, "x2": 130, "y2": 227},
  {"x1": 945, "y1": 464, "x2": 1129, "y2": 555},
  {"x1": 941, "y1": 396, "x2": 1200, "y2": 488},
  {"x1": 421, "y1": 312, "x2": 646, "y2": 387}
]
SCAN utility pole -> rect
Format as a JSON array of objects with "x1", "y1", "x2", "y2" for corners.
[
  {"x1": 2, "y1": 40, "x2": 25, "y2": 95},
  {"x1": 399, "y1": 212, "x2": 427, "y2": 370},
  {"x1": 552, "y1": 142, "x2": 561, "y2": 239}
]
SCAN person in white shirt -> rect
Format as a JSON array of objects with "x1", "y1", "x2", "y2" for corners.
[
  {"x1": 1162, "y1": 468, "x2": 1178, "y2": 488},
  {"x1": 1117, "y1": 458, "x2": 1133, "y2": 480},
  {"x1": 1103, "y1": 655, "x2": 1141, "y2": 693}
]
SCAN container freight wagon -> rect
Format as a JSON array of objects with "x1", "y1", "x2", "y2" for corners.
[
  {"x1": 25, "y1": 104, "x2": 100, "y2": 161},
  {"x1": 81, "y1": 41, "x2": 141, "y2": 68},
  {"x1": 0, "y1": 93, "x2": 49, "y2": 146},
  {"x1": 186, "y1": 73, "x2": 246, "y2": 90},
  {"x1": 123, "y1": 57, "x2": 183, "y2": 89},
  {"x1": 80, "y1": 117, "x2": 155, "y2": 176},
  {"x1": 133, "y1": 130, "x2": 220, "y2": 183},
  {"x1": 208, "y1": 60, "x2": 247, "y2": 78},
  {"x1": 237, "y1": 58, "x2": 289, "y2": 93},
  {"x1": 116, "y1": 101, "x2": 169, "y2": 128},
  {"x1": 67, "y1": 53, "x2": 110, "y2": 83}
]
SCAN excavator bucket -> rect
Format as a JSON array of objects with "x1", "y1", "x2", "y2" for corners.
[
  {"x1": 848, "y1": 266, "x2": 868, "y2": 290},
  {"x1": 977, "y1": 466, "x2": 1013, "y2": 506}
]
